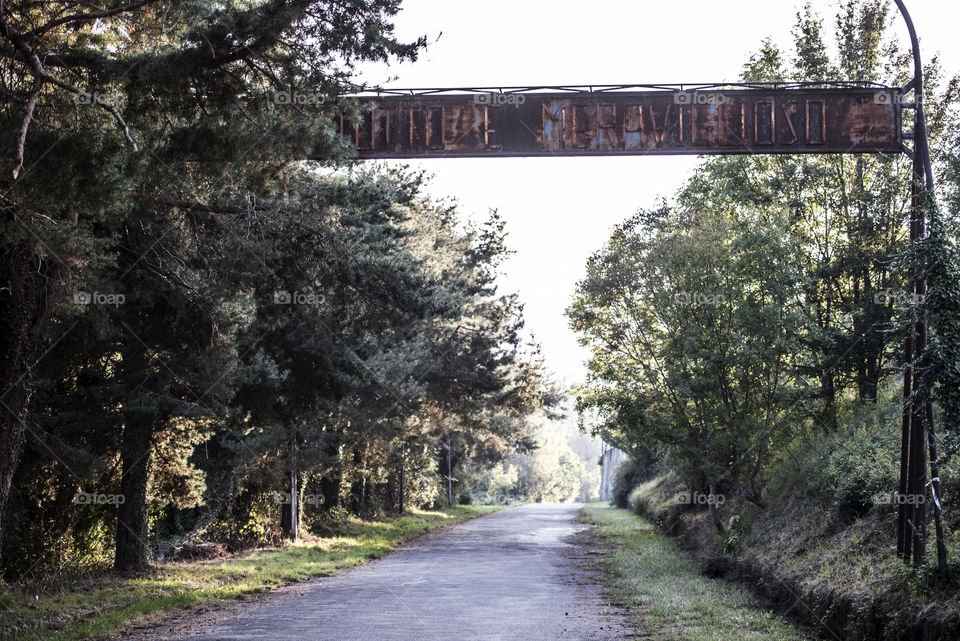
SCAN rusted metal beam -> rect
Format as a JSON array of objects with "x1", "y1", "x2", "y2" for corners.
[{"x1": 334, "y1": 87, "x2": 902, "y2": 158}]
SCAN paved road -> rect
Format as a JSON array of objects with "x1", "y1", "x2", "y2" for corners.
[{"x1": 160, "y1": 503, "x2": 626, "y2": 641}]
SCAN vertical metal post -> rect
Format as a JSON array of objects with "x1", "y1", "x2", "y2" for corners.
[
  {"x1": 892, "y1": 2, "x2": 946, "y2": 578},
  {"x1": 398, "y1": 441, "x2": 405, "y2": 513},
  {"x1": 446, "y1": 441, "x2": 454, "y2": 507},
  {"x1": 290, "y1": 431, "x2": 298, "y2": 541},
  {"x1": 894, "y1": 0, "x2": 928, "y2": 565}
]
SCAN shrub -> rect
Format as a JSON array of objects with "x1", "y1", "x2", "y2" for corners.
[
  {"x1": 822, "y1": 401, "x2": 900, "y2": 522},
  {"x1": 611, "y1": 455, "x2": 652, "y2": 509}
]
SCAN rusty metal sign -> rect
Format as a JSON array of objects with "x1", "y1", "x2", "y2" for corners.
[{"x1": 336, "y1": 87, "x2": 902, "y2": 158}]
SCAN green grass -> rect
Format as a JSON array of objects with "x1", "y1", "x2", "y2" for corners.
[
  {"x1": 579, "y1": 502, "x2": 813, "y2": 641},
  {"x1": 0, "y1": 505, "x2": 501, "y2": 641}
]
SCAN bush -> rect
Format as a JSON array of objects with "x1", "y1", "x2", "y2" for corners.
[
  {"x1": 611, "y1": 455, "x2": 653, "y2": 509},
  {"x1": 822, "y1": 400, "x2": 901, "y2": 522}
]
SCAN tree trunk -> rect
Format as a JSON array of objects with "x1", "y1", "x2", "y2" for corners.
[
  {"x1": 820, "y1": 370, "x2": 837, "y2": 430},
  {"x1": 115, "y1": 337, "x2": 157, "y2": 573},
  {"x1": 908, "y1": 328, "x2": 928, "y2": 565},
  {"x1": 114, "y1": 411, "x2": 154, "y2": 572},
  {"x1": 321, "y1": 472, "x2": 341, "y2": 511},
  {"x1": 349, "y1": 442, "x2": 367, "y2": 513},
  {"x1": 897, "y1": 325, "x2": 913, "y2": 558},
  {"x1": 289, "y1": 432, "x2": 298, "y2": 541},
  {"x1": 320, "y1": 439, "x2": 342, "y2": 511},
  {"x1": 0, "y1": 376, "x2": 29, "y2": 568},
  {"x1": 280, "y1": 485, "x2": 291, "y2": 533},
  {"x1": 926, "y1": 400, "x2": 949, "y2": 583},
  {"x1": 864, "y1": 354, "x2": 880, "y2": 403},
  {"x1": 0, "y1": 242, "x2": 54, "y2": 564},
  {"x1": 707, "y1": 483, "x2": 725, "y2": 534}
]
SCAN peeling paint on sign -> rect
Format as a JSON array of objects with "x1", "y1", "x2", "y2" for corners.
[{"x1": 335, "y1": 89, "x2": 901, "y2": 158}]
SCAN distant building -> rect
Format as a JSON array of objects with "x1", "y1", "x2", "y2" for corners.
[{"x1": 598, "y1": 445, "x2": 627, "y2": 501}]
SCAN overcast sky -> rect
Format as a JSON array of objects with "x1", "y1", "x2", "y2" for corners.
[{"x1": 352, "y1": 0, "x2": 959, "y2": 391}]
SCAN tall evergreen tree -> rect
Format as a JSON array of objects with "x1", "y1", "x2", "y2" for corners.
[{"x1": 0, "y1": 0, "x2": 424, "y2": 565}]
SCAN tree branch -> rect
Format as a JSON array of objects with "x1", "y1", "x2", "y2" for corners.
[
  {"x1": 43, "y1": 74, "x2": 138, "y2": 151},
  {"x1": 24, "y1": 1, "x2": 159, "y2": 38},
  {"x1": 13, "y1": 76, "x2": 41, "y2": 179},
  {"x1": 1, "y1": 8, "x2": 138, "y2": 177}
]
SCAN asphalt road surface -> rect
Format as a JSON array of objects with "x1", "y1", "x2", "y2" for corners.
[{"x1": 157, "y1": 503, "x2": 627, "y2": 641}]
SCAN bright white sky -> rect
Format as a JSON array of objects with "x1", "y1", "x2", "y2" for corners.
[{"x1": 353, "y1": 0, "x2": 959, "y2": 391}]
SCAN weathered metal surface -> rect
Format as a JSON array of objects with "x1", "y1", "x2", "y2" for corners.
[{"x1": 334, "y1": 88, "x2": 901, "y2": 158}]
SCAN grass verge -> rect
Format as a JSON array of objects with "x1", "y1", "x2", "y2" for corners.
[
  {"x1": 579, "y1": 502, "x2": 813, "y2": 641},
  {"x1": 628, "y1": 472, "x2": 960, "y2": 640},
  {"x1": 0, "y1": 505, "x2": 501, "y2": 641}
]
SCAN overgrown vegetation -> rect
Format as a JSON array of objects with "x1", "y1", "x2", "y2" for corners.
[
  {"x1": 571, "y1": 1, "x2": 960, "y2": 638},
  {"x1": 579, "y1": 503, "x2": 813, "y2": 641},
  {"x1": 627, "y1": 464, "x2": 960, "y2": 640}
]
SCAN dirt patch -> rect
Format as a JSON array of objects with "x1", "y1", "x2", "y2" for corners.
[{"x1": 562, "y1": 523, "x2": 638, "y2": 640}]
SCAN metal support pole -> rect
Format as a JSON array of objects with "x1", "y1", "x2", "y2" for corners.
[
  {"x1": 398, "y1": 440, "x2": 405, "y2": 513},
  {"x1": 446, "y1": 441, "x2": 454, "y2": 507},
  {"x1": 892, "y1": 1, "x2": 947, "y2": 579},
  {"x1": 289, "y1": 431, "x2": 299, "y2": 541},
  {"x1": 893, "y1": 0, "x2": 928, "y2": 565}
]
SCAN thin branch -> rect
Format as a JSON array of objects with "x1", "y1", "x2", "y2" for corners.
[
  {"x1": 24, "y1": 1, "x2": 158, "y2": 38},
  {"x1": 13, "y1": 75, "x2": 41, "y2": 178},
  {"x1": 1, "y1": 9, "x2": 138, "y2": 176},
  {"x1": 42, "y1": 73, "x2": 138, "y2": 150}
]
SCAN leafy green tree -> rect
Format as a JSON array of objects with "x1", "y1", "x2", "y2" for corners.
[
  {"x1": 570, "y1": 1, "x2": 959, "y2": 549},
  {"x1": 930, "y1": 126, "x2": 960, "y2": 452},
  {"x1": 570, "y1": 206, "x2": 808, "y2": 527}
]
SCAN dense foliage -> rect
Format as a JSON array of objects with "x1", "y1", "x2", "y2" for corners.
[
  {"x1": 570, "y1": 0, "x2": 960, "y2": 560},
  {"x1": 0, "y1": 0, "x2": 561, "y2": 579}
]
